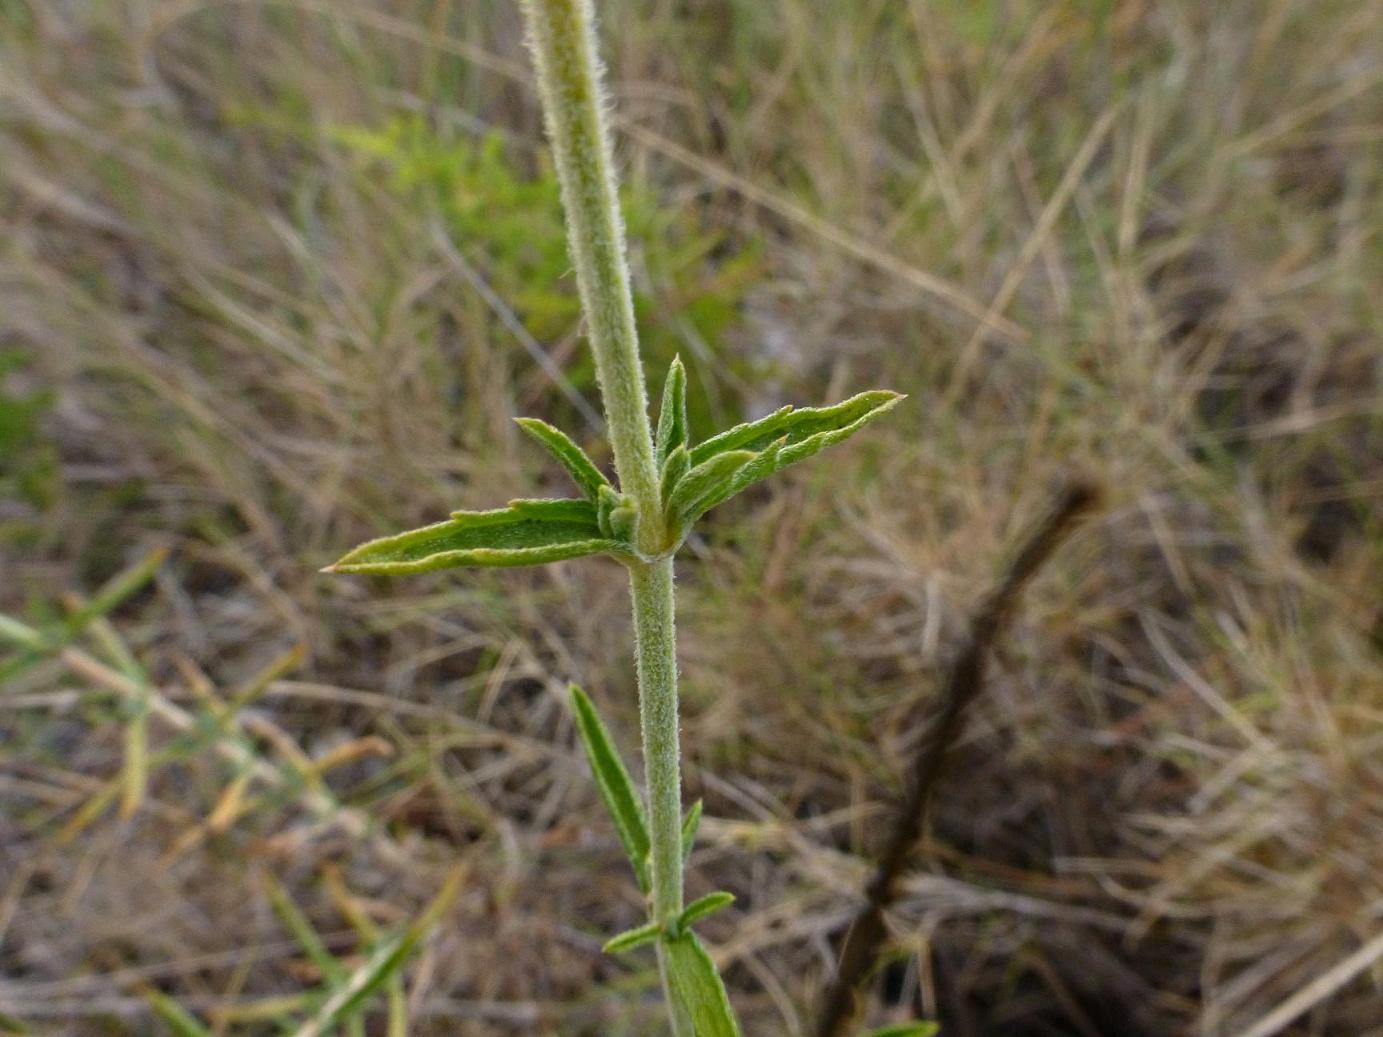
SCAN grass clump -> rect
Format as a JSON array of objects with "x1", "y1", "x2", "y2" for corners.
[{"x1": 1, "y1": 0, "x2": 1381, "y2": 1034}]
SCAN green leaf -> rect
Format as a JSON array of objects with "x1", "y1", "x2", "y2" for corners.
[
  {"x1": 602, "y1": 921, "x2": 661, "y2": 954},
  {"x1": 671, "y1": 891, "x2": 734, "y2": 936},
  {"x1": 659, "y1": 443, "x2": 691, "y2": 506},
  {"x1": 655, "y1": 355, "x2": 688, "y2": 466},
  {"x1": 665, "y1": 450, "x2": 756, "y2": 528},
  {"x1": 691, "y1": 390, "x2": 900, "y2": 464},
  {"x1": 664, "y1": 932, "x2": 742, "y2": 1037},
  {"x1": 146, "y1": 992, "x2": 214, "y2": 1037},
  {"x1": 684, "y1": 390, "x2": 904, "y2": 518},
  {"x1": 515, "y1": 417, "x2": 611, "y2": 502},
  {"x1": 596, "y1": 484, "x2": 639, "y2": 542},
  {"x1": 862, "y1": 1024, "x2": 940, "y2": 1037},
  {"x1": 326, "y1": 499, "x2": 627, "y2": 575},
  {"x1": 681, "y1": 799, "x2": 702, "y2": 865},
  {"x1": 570, "y1": 685, "x2": 652, "y2": 893}
]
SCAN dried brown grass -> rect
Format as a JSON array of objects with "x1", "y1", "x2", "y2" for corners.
[{"x1": 2, "y1": 1, "x2": 1381, "y2": 1034}]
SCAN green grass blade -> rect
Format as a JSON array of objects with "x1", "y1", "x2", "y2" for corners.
[
  {"x1": 862, "y1": 1024, "x2": 940, "y2": 1037},
  {"x1": 263, "y1": 873, "x2": 346, "y2": 983},
  {"x1": 63, "y1": 547, "x2": 167, "y2": 632},
  {"x1": 290, "y1": 866, "x2": 462, "y2": 1037},
  {"x1": 290, "y1": 930, "x2": 411, "y2": 1037},
  {"x1": 664, "y1": 932, "x2": 742, "y2": 1037},
  {"x1": 146, "y1": 991, "x2": 215, "y2": 1037},
  {"x1": 570, "y1": 685, "x2": 651, "y2": 893},
  {"x1": 0, "y1": 614, "x2": 46, "y2": 652},
  {"x1": 326, "y1": 499, "x2": 627, "y2": 574},
  {"x1": 86, "y1": 616, "x2": 150, "y2": 820},
  {"x1": 515, "y1": 417, "x2": 611, "y2": 502}
]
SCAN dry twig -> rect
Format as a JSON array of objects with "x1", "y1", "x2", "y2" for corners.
[{"x1": 816, "y1": 481, "x2": 1100, "y2": 1037}]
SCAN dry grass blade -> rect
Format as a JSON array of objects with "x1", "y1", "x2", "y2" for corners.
[{"x1": 1236, "y1": 928, "x2": 1383, "y2": 1037}]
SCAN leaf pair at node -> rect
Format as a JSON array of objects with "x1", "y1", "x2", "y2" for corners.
[
  {"x1": 602, "y1": 891, "x2": 735, "y2": 954},
  {"x1": 569, "y1": 684, "x2": 739, "y2": 1032},
  {"x1": 570, "y1": 685, "x2": 700, "y2": 897},
  {"x1": 653, "y1": 357, "x2": 903, "y2": 552},
  {"x1": 324, "y1": 358, "x2": 902, "y2": 575},
  {"x1": 325, "y1": 420, "x2": 635, "y2": 575}
]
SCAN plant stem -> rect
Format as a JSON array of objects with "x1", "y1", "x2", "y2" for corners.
[
  {"x1": 520, "y1": 2, "x2": 688, "y2": 1033},
  {"x1": 520, "y1": 0, "x2": 663, "y2": 553},
  {"x1": 630, "y1": 555, "x2": 691, "y2": 1037},
  {"x1": 628, "y1": 557, "x2": 683, "y2": 924}
]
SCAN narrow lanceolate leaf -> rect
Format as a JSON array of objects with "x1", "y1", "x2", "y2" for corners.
[
  {"x1": 570, "y1": 685, "x2": 652, "y2": 893},
  {"x1": 686, "y1": 390, "x2": 904, "y2": 517},
  {"x1": 691, "y1": 391, "x2": 900, "y2": 464},
  {"x1": 515, "y1": 417, "x2": 611, "y2": 502},
  {"x1": 655, "y1": 355, "x2": 689, "y2": 466},
  {"x1": 326, "y1": 499, "x2": 627, "y2": 575},
  {"x1": 664, "y1": 932, "x2": 743, "y2": 1037},
  {"x1": 602, "y1": 922, "x2": 661, "y2": 954},
  {"x1": 672, "y1": 891, "x2": 734, "y2": 936},
  {"x1": 862, "y1": 1024, "x2": 940, "y2": 1037},
  {"x1": 665, "y1": 450, "x2": 756, "y2": 528},
  {"x1": 681, "y1": 799, "x2": 703, "y2": 865}
]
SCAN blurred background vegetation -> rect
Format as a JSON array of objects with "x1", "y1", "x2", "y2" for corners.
[{"x1": 1, "y1": 0, "x2": 1380, "y2": 1034}]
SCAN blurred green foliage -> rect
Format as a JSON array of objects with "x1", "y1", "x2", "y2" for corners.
[
  {"x1": 0, "y1": 347, "x2": 57, "y2": 518},
  {"x1": 331, "y1": 116, "x2": 767, "y2": 435}
]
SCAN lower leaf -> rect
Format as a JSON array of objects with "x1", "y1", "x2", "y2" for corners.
[
  {"x1": 664, "y1": 932, "x2": 742, "y2": 1037},
  {"x1": 326, "y1": 499, "x2": 628, "y2": 574}
]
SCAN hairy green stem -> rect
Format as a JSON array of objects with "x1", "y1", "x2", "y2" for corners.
[
  {"x1": 628, "y1": 557, "x2": 683, "y2": 923},
  {"x1": 521, "y1": 2, "x2": 688, "y2": 1033},
  {"x1": 631, "y1": 556, "x2": 691, "y2": 1036},
  {"x1": 520, "y1": 0, "x2": 663, "y2": 553}
]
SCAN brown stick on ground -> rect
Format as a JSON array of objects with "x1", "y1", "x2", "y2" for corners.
[{"x1": 815, "y1": 481, "x2": 1101, "y2": 1037}]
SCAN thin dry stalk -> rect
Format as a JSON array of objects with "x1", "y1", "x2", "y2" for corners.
[{"x1": 815, "y1": 481, "x2": 1100, "y2": 1037}]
